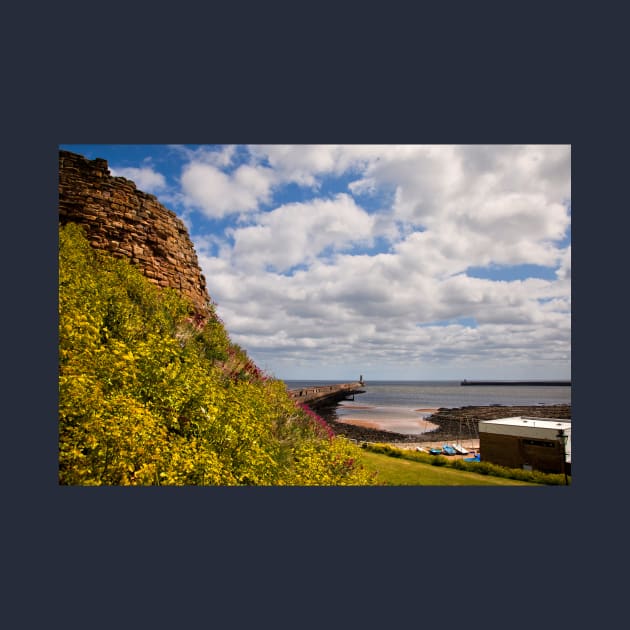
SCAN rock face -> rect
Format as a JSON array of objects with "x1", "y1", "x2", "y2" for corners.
[{"x1": 58, "y1": 150, "x2": 212, "y2": 317}]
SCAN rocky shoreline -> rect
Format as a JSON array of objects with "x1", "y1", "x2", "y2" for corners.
[{"x1": 315, "y1": 403, "x2": 571, "y2": 444}]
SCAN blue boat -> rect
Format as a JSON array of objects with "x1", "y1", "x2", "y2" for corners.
[
  {"x1": 429, "y1": 447, "x2": 443, "y2": 455},
  {"x1": 442, "y1": 445, "x2": 457, "y2": 456},
  {"x1": 463, "y1": 454, "x2": 481, "y2": 462}
]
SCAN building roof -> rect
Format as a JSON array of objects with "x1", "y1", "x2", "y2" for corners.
[{"x1": 479, "y1": 417, "x2": 571, "y2": 431}]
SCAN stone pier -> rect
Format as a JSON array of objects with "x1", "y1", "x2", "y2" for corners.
[{"x1": 287, "y1": 382, "x2": 366, "y2": 408}]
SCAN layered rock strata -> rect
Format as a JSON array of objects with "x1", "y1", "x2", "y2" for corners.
[{"x1": 58, "y1": 149, "x2": 212, "y2": 317}]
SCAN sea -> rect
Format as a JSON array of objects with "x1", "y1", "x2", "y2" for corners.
[{"x1": 284, "y1": 380, "x2": 571, "y2": 436}]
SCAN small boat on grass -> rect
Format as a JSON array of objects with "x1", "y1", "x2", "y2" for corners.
[
  {"x1": 452, "y1": 443, "x2": 469, "y2": 455},
  {"x1": 442, "y1": 445, "x2": 457, "y2": 456},
  {"x1": 463, "y1": 454, "x2": 481, "y2": 462},
  {"x1": 429, "y1": 447, "x2": 443, "y2": 455}
]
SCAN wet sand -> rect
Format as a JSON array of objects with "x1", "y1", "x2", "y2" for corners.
[
  {"x1": 336, "y1": 403, "x2": 441, "y2": 435},
  {"x1": 338, "y1": 416, "x2": 441, "y2": 434},
  {"x1": 337, "y1": 418, "x2": 383, "y2": 430}
]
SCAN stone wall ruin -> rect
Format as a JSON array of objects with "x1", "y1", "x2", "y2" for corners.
[{"x1": 58, "y1": 149, "x2": 212, "y2": 317}]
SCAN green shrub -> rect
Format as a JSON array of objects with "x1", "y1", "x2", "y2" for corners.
[
  {"x1": 59, "y1": 223, "x2": 375, "y2": 486},
  {"x1": 430, "y1": 455, "x2": 448, "y2": 466}
]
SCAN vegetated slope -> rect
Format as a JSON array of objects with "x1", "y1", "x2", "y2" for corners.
[{"x1": 59, "y1": 223, "x2": 375, "y2": 486}]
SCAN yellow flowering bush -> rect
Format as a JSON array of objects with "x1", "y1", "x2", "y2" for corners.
[{"x1": 59, "y1": 223, "x2": 376, "y2": 486}]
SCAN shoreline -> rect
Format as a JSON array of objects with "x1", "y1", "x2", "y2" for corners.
[
  {"x1": 317, "y1": 403, "x2": 571, "y2": 444},
  {"x1": 336, "y1": 416, "x2": 441, "y2": 435}
]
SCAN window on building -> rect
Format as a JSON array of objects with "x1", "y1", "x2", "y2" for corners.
[{"x1": 522, "y1": 439, "x2": 556, "y2": 448}]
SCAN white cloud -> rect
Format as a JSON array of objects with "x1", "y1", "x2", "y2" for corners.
[
  {"x1": 249, "y1": 144, "x2": 387, "y2": 187},
  {"x1": 180, "y1": 144, "x2": 571, "y2": 379},
  {"x1": 556, "y1": 245, "x2": 571, "y2": 281},
  {"x1": 180, "y1": 161, "x2": 275, "y2": 218},
  {"x1": 168, "y1": 144, "x2": 238, "y2": 168},
  {"x1": 110, "y1": 166, "x2": 167, "y2": 194},
  {"x1": 228, "y1": 193, "x2": 375, "y2": 272},
  {"x1": 198, "y1": 235, "x2": 570, "y2": 376}
]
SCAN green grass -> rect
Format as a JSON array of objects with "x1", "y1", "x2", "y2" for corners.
[{"x1": 359, "y1": 451, "x2": 541, "y2": 486}]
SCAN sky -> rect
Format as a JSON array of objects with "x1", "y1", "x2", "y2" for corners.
[{"x1": 59, "y1": 144, "x2": 571, "y2": 382}]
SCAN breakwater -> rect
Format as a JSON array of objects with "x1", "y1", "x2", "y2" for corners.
[
  {"x1": 288, "y1": 382, "x2": 366, "y2": 408},
  {"x1": 461, "y1": 380, "x2": 571, "y2": 386}
]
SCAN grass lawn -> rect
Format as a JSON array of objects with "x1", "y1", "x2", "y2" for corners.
[{"x1": 359, "y1": 451, "x2": 541, "y2": 486}]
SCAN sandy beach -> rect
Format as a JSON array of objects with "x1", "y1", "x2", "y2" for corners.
[
  {"x1": 338, "y1": 415, "x2": 441, "y2": 434},
  {"x1": 317, "y1": 403, "x2": 571, "y2": 447},
  {"x1": 336, "y1": 403, "x2": 441, "y2": 435}
]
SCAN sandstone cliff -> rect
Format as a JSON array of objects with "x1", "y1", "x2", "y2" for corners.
[{"x1": 58, "y1": 150, "x2": 212, "y2": 317}]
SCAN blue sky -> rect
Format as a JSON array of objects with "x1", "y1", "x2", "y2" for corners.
[{"x1": 60, "y1": 144, "x2": 571, "y2": 381}]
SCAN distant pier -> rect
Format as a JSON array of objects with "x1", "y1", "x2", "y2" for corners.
[
  {"x1": 461, "y1": 379, "x2": 571, "y2": 387},
  {"x1": 287, "y1": 382, "x2": 366, "y2": 408}
]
